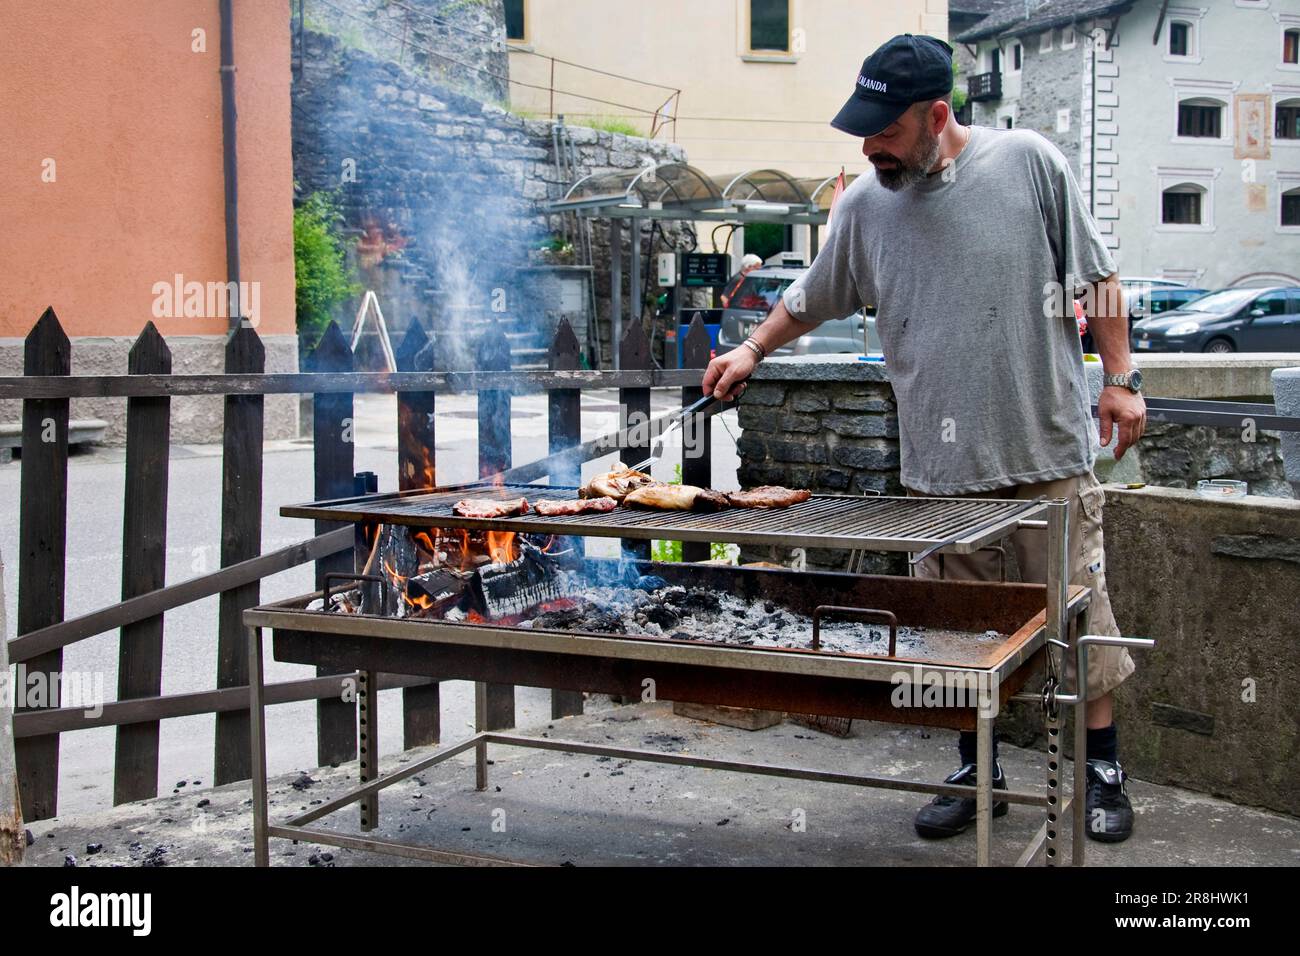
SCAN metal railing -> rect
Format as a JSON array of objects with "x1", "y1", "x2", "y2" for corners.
[{"x1": 967, "y1": 71, "x2": 1002, "y2": 102}]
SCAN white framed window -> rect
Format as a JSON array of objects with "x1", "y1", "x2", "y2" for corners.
[
  {"x1": 1282, "y1": 18, "x2": 1300, "y2": 69},
  {"x1": 1163, "y1": 7, "x2": 1206, "y2": 63},
  {"x1": 1170, "y1": 79, "x2": 1237, "y2": 145},
  {"x1": 1156, "y1": 166, "x2": 1219, "y2": 232},
  {"x1": 1275, "y1": 89, "x2": 1300, "y2": 144},
  {"x1": 1061, "y1": 24, "x2": 1077, "y2": 49},
  {"x1": 1277, "y1": 172, "x2": 1300, "y2": 233},
  {"x1": 1040, "y1": 29, "x2": 1053, "y2": 53},
  {"x1": 1008, "y1": 41, "x2": 1023, "y2": 74},
  {"x1": 982, "y1": 43, "x2": 1002, "y2": 74}
]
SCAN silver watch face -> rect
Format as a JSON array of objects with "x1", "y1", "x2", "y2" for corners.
[{"x1": 1129, "y1": 369, "x2": 1143, "y2": 392}]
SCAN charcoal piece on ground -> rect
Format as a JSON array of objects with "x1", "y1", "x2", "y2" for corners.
[{"x1": 634, "y1": 574, "x2": 669, "y2": 592}]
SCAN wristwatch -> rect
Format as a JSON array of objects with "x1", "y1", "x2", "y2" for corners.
[{"x1": 1103, "y1": 369, "x2": 1143, "y2": 393}]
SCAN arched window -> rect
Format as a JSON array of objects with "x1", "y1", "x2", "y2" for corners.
[{"x1": 1162, "y1": 183, "x2": 1206, "y2": 226}]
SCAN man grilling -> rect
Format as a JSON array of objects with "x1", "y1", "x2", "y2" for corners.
[{"x1": 701, "y1": 34, "x2": 1146, "y2": 843}]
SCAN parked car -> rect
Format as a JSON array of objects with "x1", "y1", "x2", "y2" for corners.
[
  {"x1": 1127, "y1": 287, "x2": 1209, "y2": 321},
  {"x1": 1130, "y1": 287, "x2": 1300, "y2": 353},
  {"x1": 716, "y1": 266, "x2": 881, "y2": 355}
]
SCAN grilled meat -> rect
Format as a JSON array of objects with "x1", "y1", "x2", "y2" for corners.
[
  {"x1": 580, "y1": 465, "x2": 656, "y2": 502},
  {"x1": 622, "y1": 484, "x2": 730, "y2": 512},
  {"x1": 726, "y1": 486, "x2": 813, "y2": 509},
  {"x1": 534, "y1": 497, "x2": 618, "y2": 516},
  {"x1": 452, "y1": 497, "x2": 530, "y2": 519}
]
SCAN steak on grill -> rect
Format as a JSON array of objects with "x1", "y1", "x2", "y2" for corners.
[
  {"x1": 534, "y1": 497, "x2": 618, "y2": 516},
  {"x1": 726, "y1": 486, "x2": 812, "y2": 509},
  {"x1": 622, "y1": 484, "x2": 730, "y2": 512},
  {"x1": 452, "y1": 497, "x2": 530, "y2": 518}
]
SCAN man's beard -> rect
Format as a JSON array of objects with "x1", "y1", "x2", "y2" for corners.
[{"x1": 870, "y1": 125, "x2": 942, "y2": 192}]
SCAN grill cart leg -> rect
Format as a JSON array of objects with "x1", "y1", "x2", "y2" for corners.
[
  {"x1": 358, "y1": 669, "x2": 379, "y2": 831},
  {"x1": 1042, "y1": 696, "x2": 1063, "y2": 866},
  {"x1": 975, "y1": 710, "x2": 995, "y2": 867},
  {"x1": 1071, "y1": 606, "x2": 1090, "y2": 866},
  {"x1": 248, "y1": 626, "x2": 269, "y2": 867},
  {"x1": 474, "y1": 682, "x2": 489, "y2": 791}
]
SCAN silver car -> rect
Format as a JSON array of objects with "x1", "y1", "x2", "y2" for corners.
[{"x1": 716, "y1": 266, "x2": 881, "y2": 355}]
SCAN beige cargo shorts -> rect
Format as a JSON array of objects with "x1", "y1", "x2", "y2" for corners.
[{"x1": 910, "y1": 471, "x2": 1135, "y2": 700}]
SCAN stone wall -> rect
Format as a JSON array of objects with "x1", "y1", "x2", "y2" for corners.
[
  {"x1": 734, "y1": 357, "x2": 905, "y2": 574},
  {"x1": 1104, "y1": 486, "x2": 1300, "y2": 816},
  {"x1": 302, "y1": 0, "x2": 509, "y2": 104},
  {"x1": 292, "y1": 27, "x2": 693, "y2": 369}
]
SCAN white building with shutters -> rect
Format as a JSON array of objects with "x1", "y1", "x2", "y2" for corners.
[{"x1": 954, "y1": 0, "x2": 1300, "y2": 288}]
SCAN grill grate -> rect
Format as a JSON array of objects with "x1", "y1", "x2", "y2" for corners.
[{"x1": 285, "y1": 483, "x2": 1047, "y2": 555}]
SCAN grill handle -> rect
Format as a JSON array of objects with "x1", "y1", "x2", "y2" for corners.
[
  {"x1": 322, "y1": 572, "x2": 390, "y2": 616},
  {"x1": 812, "y1": 605, "x2": 898, "y2": 656}
]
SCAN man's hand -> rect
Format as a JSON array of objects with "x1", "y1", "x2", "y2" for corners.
[
  {"x1": 702, "y1": 347, "x2": 757, "y2": 401},
  {"x1": 1098, "y1": 386, "x2": 1146, "y2": 461}
]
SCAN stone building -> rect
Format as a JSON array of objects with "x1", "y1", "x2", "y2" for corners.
[{"x1": 953, "y1": 0, "x2": 1300, "y2": 288}]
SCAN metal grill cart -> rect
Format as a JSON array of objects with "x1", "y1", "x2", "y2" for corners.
[{"x1": 245, "y1": 487, "x2": 1151, "y2": 867}]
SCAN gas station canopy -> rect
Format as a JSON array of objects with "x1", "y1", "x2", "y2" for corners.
[{"x1": 550, "y1": 163, "x2": 857, "y2": 226}]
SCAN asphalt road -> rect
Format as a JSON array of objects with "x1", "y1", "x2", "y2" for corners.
[{"x1": 1, "y1": 389, "x2": 740, "y2": 816}]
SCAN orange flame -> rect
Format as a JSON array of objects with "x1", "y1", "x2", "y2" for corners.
[{"x1": 486, "y1": 530, "x2": 517, "y2": 565}]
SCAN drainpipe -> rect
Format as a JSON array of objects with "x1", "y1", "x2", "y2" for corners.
[{"x1": 219, "y1": 0, "x2": 242, "y2": 329}]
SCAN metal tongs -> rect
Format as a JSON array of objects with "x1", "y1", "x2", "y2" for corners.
[{"x1": 629, "y1": 392, "x2": 720, "y2": 473}]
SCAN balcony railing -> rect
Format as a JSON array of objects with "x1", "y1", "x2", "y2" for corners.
[{"x1": 967, "y1": 71, "x2": 1002, "y2": 102}]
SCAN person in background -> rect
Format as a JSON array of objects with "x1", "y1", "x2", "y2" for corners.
[{"x1": 720, "y1": 253, "x2": 764, "y2": 307}]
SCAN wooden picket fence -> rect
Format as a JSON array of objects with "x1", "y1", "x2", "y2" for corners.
[{"x1": 1, "y1": 307, "x2": 715, "y2": 822}]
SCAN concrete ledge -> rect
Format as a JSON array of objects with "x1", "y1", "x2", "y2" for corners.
[
  {"x1": 1274, "y1": 367, "x2": 1300, "y2": 496},
  {"x1": 1103, "y1": 484, "x2": 1300, "y2": 816},
  {"x1": 752, "y1": 351, "x2": 1300, "y2": 401},
  {"x1": 0, "y1": 418, "x2": 107, "y2": 452}
]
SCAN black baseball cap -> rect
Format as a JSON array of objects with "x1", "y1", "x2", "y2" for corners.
[{"x1": 830, "y1": 34, "x2": 954, "y2": 138}]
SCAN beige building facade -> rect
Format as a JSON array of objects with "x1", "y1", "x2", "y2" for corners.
[{"x1": 507, "y1": 0, "x2": 949, "y2": 256}]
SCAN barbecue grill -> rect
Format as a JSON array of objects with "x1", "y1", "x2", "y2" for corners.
[{"x1": 246, "y1": 483, "x2": 1151, "y2": 868}]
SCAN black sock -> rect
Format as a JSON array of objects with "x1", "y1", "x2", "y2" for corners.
[
  {"x1": 1086, "y1": 723, "x2": 1119, "y2": 764},
  {"x1": 957, "y1": 730, "x2": 999, "y2": 767}
]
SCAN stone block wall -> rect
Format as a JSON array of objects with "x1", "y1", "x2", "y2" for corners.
[
  {"x1": 293, "y1": 27, "x2": 692, "y2": 369},
  {"x1": 302, "y1": 0, "x2": 510, "y2": 104},
  {"x1": 733, "y1": 357, "x2": 906, "y2": 574}
]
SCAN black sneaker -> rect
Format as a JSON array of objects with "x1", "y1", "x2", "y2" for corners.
[
  {"x1": 914, "y1": 762, "x2": 1009, "y2": 839},
  {"x1": 1085, "y1": 759, "x2": 1134, "y2": 843}
]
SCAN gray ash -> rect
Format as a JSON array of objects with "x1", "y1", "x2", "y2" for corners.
[{"x1": 517, "y1": 578, "x2": 1004, "y2": 656}]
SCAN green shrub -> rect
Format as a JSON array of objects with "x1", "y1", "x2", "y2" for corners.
[{"x1": 294, "y1": 189, "x2": 361, "y2": 353}]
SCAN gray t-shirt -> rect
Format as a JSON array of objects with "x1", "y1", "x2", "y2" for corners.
[{"x1": 785, "y1": 125, "x2": 1115, "y2": 495}]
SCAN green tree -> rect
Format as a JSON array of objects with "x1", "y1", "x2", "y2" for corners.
[{"x1": 293, "y1": 189, "x2": 360, "y2": 353}]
